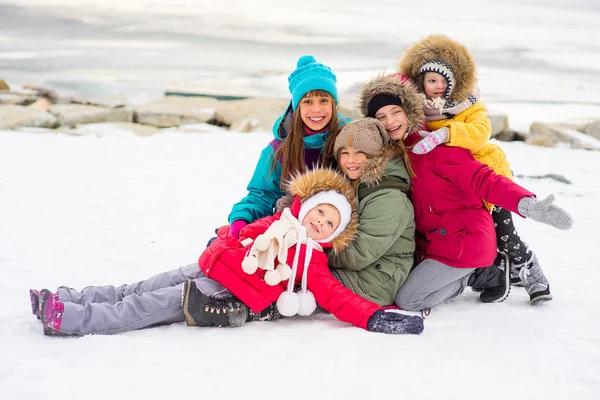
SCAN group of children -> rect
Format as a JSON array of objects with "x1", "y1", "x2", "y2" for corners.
[{"x1": 29, "y1": 34, "x2": 573, "y2": 337}]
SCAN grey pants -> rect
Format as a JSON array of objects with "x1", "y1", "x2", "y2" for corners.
[
  {"x1": 394, "y1": 259, "x2": 474, "y2": 311},
  {"x1": 57, "y1": 263, "x2": 230, "y2": 335}
]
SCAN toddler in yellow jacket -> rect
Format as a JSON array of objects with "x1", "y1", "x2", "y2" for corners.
[{"x1": 399, "y1": 34, "x2": 554, "y2": 306}]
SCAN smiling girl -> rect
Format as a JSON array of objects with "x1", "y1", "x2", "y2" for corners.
[
  {"x1": 227, "y1": 55, "x2": 351, "y2": 238},
  {"x1": 327, "y1": 118, "x2": 416, "y2": 306}
]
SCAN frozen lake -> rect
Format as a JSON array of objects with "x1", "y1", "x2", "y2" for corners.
[{"x1": 1, "y1": 0, "x2": 599, "y2": 130}]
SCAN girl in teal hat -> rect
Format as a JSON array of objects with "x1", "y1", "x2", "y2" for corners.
[{"x1": 227, "y1": 55, "x2": 351, "y2": 238}]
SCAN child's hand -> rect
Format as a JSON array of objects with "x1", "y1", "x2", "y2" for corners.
[
  {"x1": 413, "y1": 127, "x2": 449, "y2": 155},
  {"x1": 229, "y1": 220, "x2": 247, "y2": 238},
  {"x1": 517, "y1": 195, "x2": 573, "y2": 230},
  {"x1": 367, "y1": 309, "x2": 424, "y2": 334}
]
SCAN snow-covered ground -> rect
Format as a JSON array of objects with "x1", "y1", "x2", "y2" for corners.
[{"x1": 1, "y1": 125, "x2": 598, "y2": 399}]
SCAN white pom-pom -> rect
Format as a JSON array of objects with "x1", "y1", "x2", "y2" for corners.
[
  {"x1": 241, "y1": 256, "x2": 258, "y2": 274},
  {"x1": 264, "y1": 270, "x2": 282, "y2": 286},
  {"x1": 254, "y1": 235, "x2": 270, "y2": 251},
  {"x1": 276, "y1": 263, "x2": 292, "y2": 281},
  {"x1": 297, "y1": 291, "x2": 317, "y2": 316},
  {"x1": 276, "y1": 291, "x2": 299, "y2": 317}
]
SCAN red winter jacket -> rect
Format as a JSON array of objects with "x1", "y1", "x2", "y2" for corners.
[
  {"x1": 404, "y1": 134, "x2": 535, "y2": 269},
  {"x1": 198, "y1": 197, "x2": 380, "y2": 330}
]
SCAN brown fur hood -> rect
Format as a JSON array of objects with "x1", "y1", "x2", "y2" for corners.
[
  {"x1": 358, "y1": 74, "x2": 425, "y2": 134},
  {"x1": 286, "y1": 168, "x2": 358, "y2": 254},
  {"x1": 398, "y1": 34, "x2": 477, "y2": 103},
  {"x1": 359, "y1": 142, "x2": 409, "y2": 188}
]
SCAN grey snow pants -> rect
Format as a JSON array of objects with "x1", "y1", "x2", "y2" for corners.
[
  {"x1": 57, "y1": 263, "x2": 230, "y2": 335},
  {"x1": 394, "y1": 259, "x2": 474, "y2": 311}
]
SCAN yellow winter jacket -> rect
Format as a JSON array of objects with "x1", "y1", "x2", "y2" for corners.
[{"x1": 427, "y1": 100, "x2": 513, "y2": 210}]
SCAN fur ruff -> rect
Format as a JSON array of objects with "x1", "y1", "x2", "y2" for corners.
[
  {"x1": 359, "y1": 142, "x2": 406, "y2": 187},
  {"x1": 286, "y1": 168, "x2": 358, "y2": 254},
  {"x1": 358, "y1": 74, "x2": 425, "y2": 135},
  {"x1": 398, "y1": 34, "x2": 477, "y2": 103}
]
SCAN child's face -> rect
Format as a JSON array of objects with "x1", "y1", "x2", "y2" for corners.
[
  {"x1": 338, "y1": 146, "x2": 368, "y2": 180},
  {"x1": 374, "y1": 105, "x2": 409, "y2": 141},
  {"x1": 422, "y1": 72, "x2": 448, "y2": 99},
  {"x1": 302, "y1": 203, "x2": 341, "y2": 241},
  {"x1": 299, "y1": 93, "x2": 334, "y2": 131}
]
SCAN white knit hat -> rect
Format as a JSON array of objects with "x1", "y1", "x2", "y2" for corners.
[{"x1": 297, "y1": 190, "x2": 352, "y2": 244}]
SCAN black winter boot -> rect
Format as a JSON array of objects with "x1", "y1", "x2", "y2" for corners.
[
  {"x1": 468, "y1": 252, "x2": 511, "y2": 303},
  {"x1": 182, "y1": 280, "x2": 248, "y2": 328},
  {"x1": 247, "y1": 303, "x2": 282, "y2": 322}
]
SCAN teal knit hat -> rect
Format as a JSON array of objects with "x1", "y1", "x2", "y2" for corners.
[{"x1": 288, "y1": 55, "x2": 338, "y2": 111}]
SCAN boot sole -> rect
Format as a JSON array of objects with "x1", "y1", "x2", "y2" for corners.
[
  {"x1": 29, "y1": 289, "x2": 40, "y2": 319},
  {"x1": 182, "y1": 280, "x2": 197, "y2": 326},
  {"x1": 530, "y1": 285, "x2": 553, "y2": 306},
  {"x1": 40, "y1": 289, "x2": 56, "y2": 336}
]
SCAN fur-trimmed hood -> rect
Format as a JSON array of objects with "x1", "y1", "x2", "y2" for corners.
[
  {"x1": 286, "y1": 168, "x2": 358, "y2": 254},
  {"x1": 398, "y1": 34, "x2": 477, "y2": 103},
  {"x1": 359, "y1": 142, "x2": 410, "y2": 189},
  {"x1": 358, "y1": 74, "x2": 425, "y2": 134}
]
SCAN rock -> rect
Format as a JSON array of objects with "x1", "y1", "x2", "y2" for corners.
[
  {"x1": 69, "y1": 122, "x2": 159, "y2": 137},
  {"x1": 528, "y1": 122, "x2": 600, "y2": 150},
  {"x1": 0, "y1": 105, "x2": 58, "y2": 129},
  {"x1": 584, "y1": 121, "x2": 600, "y2": 140},
  {"x1": 0, "y1": 80, "x2": 9, "y2": 90},
  {"x1": 526, "y1": 134, "x2": 556, "y2": 148},
  {"x1": 489, "y1": 114, "x2": 509, "y2": 138},
  {"x1": 28, "y1": 97, "x2": 54, "y2": 111},
  {"x1": 0, "y1": 94, "x2": 36, "y2": 106},
  {"x1": 133, "y1": 96, "x2": 219, "y2": 128},
  {"x1": 494, "y1": 130, "x2": 515, "y2": 141},
  {"x1": 214, "y1": 97, "x2": 288, "y2": 132},
  {"x1": 49, "y1": 104, "x2": 133, "y2": 127}
]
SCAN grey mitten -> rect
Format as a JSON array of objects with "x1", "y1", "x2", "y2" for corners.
[{"x1": 518, "y1": 195, "x2": 573, "y2": 230}]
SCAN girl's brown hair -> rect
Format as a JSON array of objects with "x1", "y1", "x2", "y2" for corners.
[
  {"x1": 273, "y1": 90, "x2": 340, "y2": 185},
  {"x1": 415, "y1": 74, "x2": 425, "y2": 95},
  {"x1": 392, "y1": 140, "x2": 416, "y2": 178}
]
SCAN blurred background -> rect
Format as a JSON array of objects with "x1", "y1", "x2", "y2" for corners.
[{"x1": 1, "y1": 0, "x2": 599, "y2": 130}]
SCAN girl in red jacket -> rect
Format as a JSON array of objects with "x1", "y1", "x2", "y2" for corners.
[
  {"x1": 183, "y1": 168, "x2": 423, "y2": 334},
  {"x1": 357, "y1": 73, "x2": 573, "y2": 311}
]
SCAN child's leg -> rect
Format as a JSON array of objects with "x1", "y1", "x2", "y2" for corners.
[
  {"x1": 57, "y1": 263, "x2": 208, "y2": 305},
  {"x1": 492, "y1": 207, "x2": 552, "y2": 304},
  {"x1": 58, "y1": 283, "x2": 186, "y2": 335},
  {"x1": 492, "y1": 207, "x2": 532, "y2": 269},
  {"x1": 394, "y1": 259, "x2": 474, "y2": 311}
]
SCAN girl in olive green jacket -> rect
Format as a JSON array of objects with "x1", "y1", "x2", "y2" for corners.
[{"x1": 328, "y1": 118, "x2": 415, "y2": 306}]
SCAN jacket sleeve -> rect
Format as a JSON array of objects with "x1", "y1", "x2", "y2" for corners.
[
  {"x1": 228, "y1": 145, "x2": 284, "y2": 224},
  {"x1": 438, "y1": 148, "x2": 535, "y2": 216},
  {"x1": 328, "y1": 189, "x2": 412, "y2": 271},
  {"x1": 444, "y1": 101, "x2": 491, "y2": 154},
  {"x1": 307, "y1": 253, "x2": 380, "y2": 330}
]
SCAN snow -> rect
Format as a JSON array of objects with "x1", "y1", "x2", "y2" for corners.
[
  {"x1": 1, "y1": 0, "x2": 600, "y2": 397},
  {"x1": 1, "y1": 127, "x2": 599, "y2": 400}
]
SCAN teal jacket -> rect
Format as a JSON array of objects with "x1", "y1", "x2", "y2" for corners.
[
  {"x1": 228, "y1": 104, "x2": 351, "y2": 224},
  {"x1": 329, "y1": 154, "x2": 416, "y2": 306}
]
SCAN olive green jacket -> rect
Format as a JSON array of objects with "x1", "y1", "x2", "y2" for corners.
[{"x1": 329, "y1": 152, "x2": 415, "y2": 306}]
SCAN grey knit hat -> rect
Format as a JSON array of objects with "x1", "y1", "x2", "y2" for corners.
[{"x1": 333, "y1": 118, "x2": 390, "y2": 160}]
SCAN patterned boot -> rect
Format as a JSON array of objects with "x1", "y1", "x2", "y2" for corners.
[
  {"x1": 247, "y1": 303, "x2": 282, "y2": 322},
  {"x1": 40, "y1": 289, "x2": 64, "y2": 336},
  {"x1": 182, "y1": 280, "x2": 248, "y2": 328},
  {"x1": 516, "y1": 254, "x2": 552, "y2": 305},
  {"x1": 30, "y1": 289, "x2": 59, "y2": 320}
]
